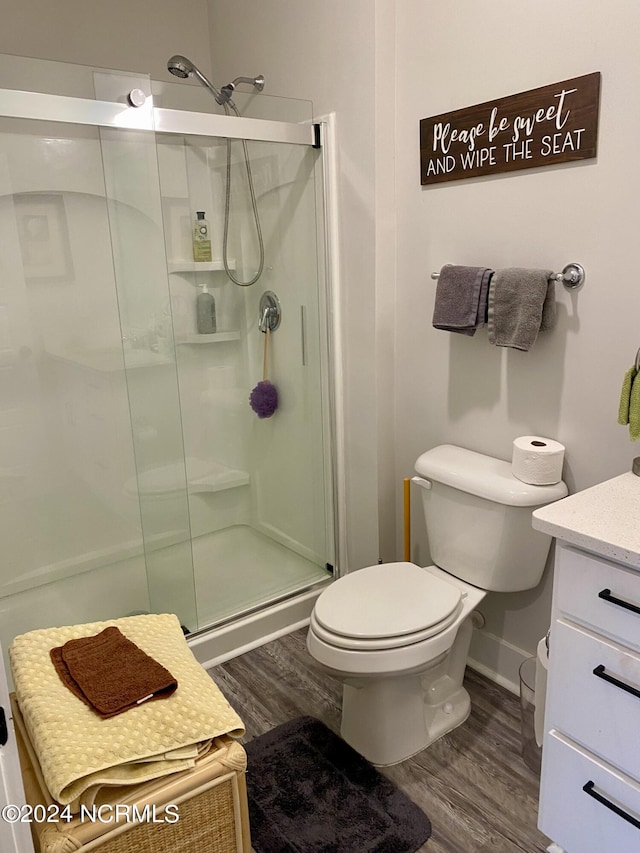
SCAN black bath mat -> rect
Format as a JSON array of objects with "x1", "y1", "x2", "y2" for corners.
[{"x1": 245, "y1": 715, "x2": 432, "y2": 853}]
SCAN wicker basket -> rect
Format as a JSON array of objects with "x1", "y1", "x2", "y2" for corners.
[{"x1": 12, "y1": 695, "x2": 251, "y2": 853}]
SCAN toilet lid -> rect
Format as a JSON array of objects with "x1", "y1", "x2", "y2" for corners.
[{"x1": 313, "y1": 562, "x2": 462, "y2": 641}]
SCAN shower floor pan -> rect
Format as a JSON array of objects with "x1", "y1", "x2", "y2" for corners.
[
  {"x1": 193, "y1": 524, "x2": 330, "y2": 627},
  {"x1": 189, "y1": 524, "x2": 332, "y2": 668}
]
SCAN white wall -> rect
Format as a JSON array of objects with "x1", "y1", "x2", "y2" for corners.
[
  {"x1": 395, "y1": 0, "x2": 640, "y2": 683},
  {"x1": 0, "y1": 0, "x2": 213, "y2": 82},
  {"x1": 374, "y1": 1, "x2": 399, "y2": 562},
  {"x1": 207, "y1": 0, "x2": 382, "y2": 572}
]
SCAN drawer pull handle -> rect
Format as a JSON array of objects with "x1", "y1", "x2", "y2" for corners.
[
  {"x1": 598, "y1": 588, "x2": 640, "y2": 615},
  {"x1": 583, "y1": 781, "x2": 640, "y2": 830},
  {"x1": 592, "y1": 664, "x2": 640, "y2": 698}
]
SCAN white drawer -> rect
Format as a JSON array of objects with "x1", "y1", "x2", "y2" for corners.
[
  {"x1": 554, "y1": 544, "x2": 640, "y2": 651},
  {"x1": 546, "y1": 619, "x2": 640, "y2": 780},
  {"x1": 540, "y1": 730, "x2": 640, "y2": 853}
]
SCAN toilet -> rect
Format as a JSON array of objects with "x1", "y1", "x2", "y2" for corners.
[{"x1": 306, "y1": 444, "x2": 567, "y2": 766}]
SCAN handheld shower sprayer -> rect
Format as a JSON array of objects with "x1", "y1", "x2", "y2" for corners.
[{"x1": 167, "y1": 55, "x2": 226, "y2": 105}]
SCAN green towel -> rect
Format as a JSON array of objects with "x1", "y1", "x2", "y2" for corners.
[
  {"x1": 618, "y1": 366, "x2": 636, "y2": 426},
  {"x1": 630, "y1": 374, "x2": 640, "y2": 441}
]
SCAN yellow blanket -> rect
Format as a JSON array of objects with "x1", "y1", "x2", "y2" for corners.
[{"x1": 9, "y1": 613, "x2": 244, "y2": 808}]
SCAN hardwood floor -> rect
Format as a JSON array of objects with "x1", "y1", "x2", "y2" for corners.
[{"x1": 210, "y1": 628, "x2": 552, "y2": 853}]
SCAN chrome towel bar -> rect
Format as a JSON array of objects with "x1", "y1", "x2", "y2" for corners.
[{"x1": 430, "y1": 262, "x2": 585, "y2": 290}]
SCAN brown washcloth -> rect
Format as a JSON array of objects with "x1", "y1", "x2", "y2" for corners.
[
  {"x1": 487, "y1": 268, "x2": 555, "y2": 351},
  {"x1": 50, "y1": 627, "x2": 177, "y2": 719},
  {"x1": 432, "y1": 265, "x2": 494, "y2": 336}
]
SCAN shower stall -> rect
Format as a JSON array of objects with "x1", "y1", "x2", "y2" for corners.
[{"x1": 0, "y1": 54, "x2": 338, "y2": 670}]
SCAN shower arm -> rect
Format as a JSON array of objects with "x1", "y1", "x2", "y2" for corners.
[{"x1": 219, "y1": 75, "x2": 265, "y2": 105}]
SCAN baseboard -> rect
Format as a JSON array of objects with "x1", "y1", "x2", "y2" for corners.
[{"x1": 467, "y1": 628, "x2": 533, "y2": 696}]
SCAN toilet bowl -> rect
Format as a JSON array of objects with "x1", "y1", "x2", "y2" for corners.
[
  {"x1": 307, "y1": 562, "x2": 486, "y2": 765},
  {"x1": 307, "y1": 444, "x2": 568, "y2": 766}
]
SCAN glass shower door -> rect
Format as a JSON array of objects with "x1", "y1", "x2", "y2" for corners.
[
  {"x1": 155, "y1": 124, "x2": 334, "y2": 628},
  {"x1": 0, "y1": 111, "x2": 163, "y2": 651},
  {"x1": 95, "y1": 71, "x2": 197, "y2": 631}
]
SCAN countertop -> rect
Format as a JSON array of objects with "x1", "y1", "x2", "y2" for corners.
[{"x1": 532, "y1": 471, "x2": 640, "y2": 570}]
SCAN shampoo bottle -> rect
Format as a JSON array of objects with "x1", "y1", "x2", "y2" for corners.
[
  {"x1": 193, "y1": 211, "x2": 212, "y2": 262},
  {"x1": 196, "y1": 283, "x2": 216, "y2": 334}
]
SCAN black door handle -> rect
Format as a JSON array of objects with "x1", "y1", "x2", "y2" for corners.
[
  {"x1": 583, "y1": 781, "x2": 640, "y2": 830},
  {"x1": 593, "y1": 664, "x2": 640, "y2": 699},
  {"x1": 598, "y1": 588, "x2": 640, "y2": 616}
]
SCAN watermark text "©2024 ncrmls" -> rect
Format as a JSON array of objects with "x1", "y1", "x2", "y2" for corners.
[{"x1": 1, "y1": 803, "x2": 180, "y2": 824}]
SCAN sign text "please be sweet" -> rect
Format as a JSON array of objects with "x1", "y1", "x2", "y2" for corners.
[{"x1": 420, "y1": 73, "x2": 600, "y2": 185}]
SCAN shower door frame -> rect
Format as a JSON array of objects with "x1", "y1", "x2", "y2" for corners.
[
  {"x1": 0, "y1": 84, "x2": 344, "y2": 656},
  {"x1": 0, "y1": 86, "x2": 318, "y2": 145}
]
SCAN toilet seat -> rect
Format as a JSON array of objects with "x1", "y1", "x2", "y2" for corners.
[
  {"x1": 312, "y1": 562, "x2": 463, "y2": 651},
  {"x1": 310, "y1": 604, "x2": 463, "y2": 651}
]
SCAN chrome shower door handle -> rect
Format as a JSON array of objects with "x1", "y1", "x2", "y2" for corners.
[{"x1": 300, "y1": 305, "x2": 307, "y2": 366}]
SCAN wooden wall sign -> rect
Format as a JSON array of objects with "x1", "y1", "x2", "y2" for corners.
[{"x1": 420, "y1": 72, "x2": 600, "y2": 185}]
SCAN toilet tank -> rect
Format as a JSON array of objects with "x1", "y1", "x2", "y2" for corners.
[{"x1": 414, "y1": 444, "x2": 568, "y2": 592}]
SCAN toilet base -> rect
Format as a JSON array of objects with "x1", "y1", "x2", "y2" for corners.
[
  {"x1": 334, "y1": 614, "x2": 475, "y2": 765},
  {"x1": 340, "y1": 672, "x2": 470, "y2": 766}
]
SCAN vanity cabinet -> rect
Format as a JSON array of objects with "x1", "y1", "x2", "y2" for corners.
[
  {"x1": 533, "y1": 472, "x2": 640, "y2": 853},
  {"x1": 539, "y1": 542, "x2": 640, "y2": 852}
]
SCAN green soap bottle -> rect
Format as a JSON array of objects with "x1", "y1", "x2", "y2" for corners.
[{"x1": 193, "y1": 211, "x2": 212, "y2": 262}]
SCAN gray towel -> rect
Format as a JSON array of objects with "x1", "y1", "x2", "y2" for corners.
[
  {"x1": 487, "y1": 268, "x2": 556, "y2": 351},
  {"x1": 432, "y1": 265, "x2": 494, "y2": 336}
]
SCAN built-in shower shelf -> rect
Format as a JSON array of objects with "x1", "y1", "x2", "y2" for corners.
[
  {"x1": 189, "y1": 465, "x2": 250, "y2": 494},
  {"x1": 168, "y1": 260, "x2": 236, "y2": 275},
  {"x1": 177, "y1": 331, "x2": 241, "y2": 344},
  {"x1": 126, "y1": 459, "x2": 250, "y2": 499},
  {"x1": 45, "y1": 347, "x2": 174, "y2": 372}
]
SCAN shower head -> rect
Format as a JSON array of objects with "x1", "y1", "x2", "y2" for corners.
[
  {"x1": 167, "y1": 54, "x2": 225, "y2": 105},
  {"x1": 167, "y1": 55, "x2": 192, "y2": 79}
]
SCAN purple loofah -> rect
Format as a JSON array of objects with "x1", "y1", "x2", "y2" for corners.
[{"x1": 249, "y1": 380, "x2": 278, "y2": 418}]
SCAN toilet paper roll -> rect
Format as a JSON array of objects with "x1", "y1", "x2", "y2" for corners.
[{"x1": 512, "y1": 436, "x2": 565, "y2": 485}]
